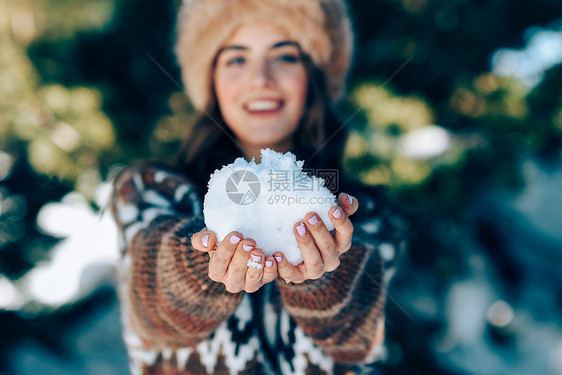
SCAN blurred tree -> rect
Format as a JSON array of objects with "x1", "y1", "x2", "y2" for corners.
[
  {"x1": 26, "y1": 0, "x2": 184, "y2": 164},
  {"x1": 345, "y1": 0, "x2": 562, "y2": 210}
]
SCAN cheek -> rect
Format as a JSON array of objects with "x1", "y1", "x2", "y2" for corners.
[
  {"x1": 214, "y1": 72, "x2": 240, "y2": 108},
  {"x1": 285, "y1": 72, "x2": 308, "y2": 112}
]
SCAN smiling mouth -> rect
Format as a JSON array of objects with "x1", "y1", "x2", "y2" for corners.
[{"x1": 244, "y1": 100, "x2": 284, "y2": 113}]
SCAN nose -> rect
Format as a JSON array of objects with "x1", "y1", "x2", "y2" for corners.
[{"x1": 249, "y1": 59, "x2": 273, "y2": 88}]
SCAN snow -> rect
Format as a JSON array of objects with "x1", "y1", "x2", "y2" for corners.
[
  {"x1": 25, "y1": 183, "x2": 119, "y2": 306},
  {"x1": 492, "y1": 28, "x2": 562, "y2": 87},
  {"x1": 397, "y1": 125, "x2": 451, "y2": 159},
  {"x1": 203, "y1": 149, "x2": 336, "y2": 265}
]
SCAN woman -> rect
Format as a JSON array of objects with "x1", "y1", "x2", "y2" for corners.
[{"x1": 111, "y1": 0, "x2": 405, "y2": 374}]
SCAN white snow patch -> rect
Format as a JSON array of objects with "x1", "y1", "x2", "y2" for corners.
[
  {"x1": 26, "y1": 184, "x2": 119, "y2": 306},
  {"x1": 204, "y1": 149, "x2": 336, "y2": 265},
  {"x1": 398, "y1": 125, "x2": 451, "y2": 159}
]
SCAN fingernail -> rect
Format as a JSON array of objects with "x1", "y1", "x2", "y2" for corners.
[
  {"x1": 332, "y1": 208, "x2": 342, "y2": 219},
  {"x1": 307, "y1": 215, "x2": 318, "y2": 225},
  {"x1": 274, "y1": 256, "x2": 283, "y2": 262},
  {"x1": 230, "y1": 235, "x2": 241, "y2": 244},
  {"x1": 251, "y1": 254, "x2": 262, "y2": 262},
  {"x1": 243, "y1": 244, "x2": 253, "y2": 252},
  {"x1": 296, "y1": 222, "x2": 306, "y2": 236},
  {"x1": 202, "y1": 234, "x2": 209, "y2": 247},
  {"x1": 265, "y1": 260, "x2": 274, "y2": 267},
  {"x1": 346, "y1": 194, "x2": 354, "y2": 205}
]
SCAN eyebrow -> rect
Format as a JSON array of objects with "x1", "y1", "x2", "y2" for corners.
[{"x1": 218, "y1": 41, "x2": 299, "y2": 54}]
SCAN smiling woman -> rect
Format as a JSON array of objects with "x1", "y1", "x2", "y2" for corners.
[
  {"x1": 213, "y1": 24, "x2": 308, "y2": 161},
  {"x1": 109, "y1": 0, "x2": 406, "y2": 374}
]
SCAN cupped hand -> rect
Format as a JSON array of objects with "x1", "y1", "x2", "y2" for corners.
[
  {"x1": 275, "y1": 192, "x2": 358, "y2": 284},
  {"x1": 191, "y1": 230, "x2": 278, "y2": 293}
]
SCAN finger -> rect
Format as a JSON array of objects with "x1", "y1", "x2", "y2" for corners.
[
  {"x1": 209, "y1": 232, "x2": 242, "y2": 283},
  {"x1": 274, "y1": 252, "x2": 305, "y2": 284},
  {"x1": 329, "y1": 206, "x2": 354, "y2": 256},
  {"x1": 245, "y1": 249, "x2": 265, "y2": 293},
  {"x1": 338, "y1": 192, "x2": 359, "y2": 216},
  {"x1": 293, "y1": 220, "x2": 323, "y2": 278},
  {"x1": 191, "y1": 230, "x2": 216, "y2": 252},
  {"x1": 262, "y1": 256, "x2": 278, "y2": 284},
  {"x1": 303, "y1": 213, "x2": 339, "y2": 274},
  {"x1": 224, "y1": 239, "x2": 255, "y2": 292}
]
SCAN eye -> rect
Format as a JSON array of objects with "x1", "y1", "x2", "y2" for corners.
[
  {"x1": 226, "y1": 56, "x2": 245, "y2": 66},
  {"x1": 274, "y1": 54, "x2": 300, "y2": 64}
]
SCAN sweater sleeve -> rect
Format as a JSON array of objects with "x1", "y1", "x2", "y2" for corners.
[
  {"x1": 276, "y1": 186, "x2": 406, "y2": 365},
  {"x1": 110, "y1": 162, "x2": 243, "y2": 349}
]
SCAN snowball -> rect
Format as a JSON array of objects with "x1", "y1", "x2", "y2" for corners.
[{"x1": 203, "y1": 149, "x2": 337, "y2": 265}]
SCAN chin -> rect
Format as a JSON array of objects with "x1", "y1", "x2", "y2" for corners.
[
  {"x1": 244, "y1": 135, "x2": 290, "y2": 150},
  {"x1": 245, "y1": 129, "x2": 290, "y2": 143},
  {"x1": 248, "y1": 140, "x2": 282, "y2": 149}
]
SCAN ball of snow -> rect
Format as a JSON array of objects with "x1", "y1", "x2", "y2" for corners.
[{"x1": 203, "y1": 149, "x2": 336, "y2": 265}]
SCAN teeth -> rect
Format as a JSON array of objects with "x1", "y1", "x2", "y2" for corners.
[{"x1": 246, "y1": 100, "x2": 280, "y2": 111}]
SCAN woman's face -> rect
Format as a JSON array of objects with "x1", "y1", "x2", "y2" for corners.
[{"x1": 213, "y1": 23, "x2": 308, "y2": 157}]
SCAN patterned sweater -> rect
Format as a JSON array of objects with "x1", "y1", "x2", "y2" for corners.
[{"x1": 110, "y1": 162, "x2": 405, "y2": 375}]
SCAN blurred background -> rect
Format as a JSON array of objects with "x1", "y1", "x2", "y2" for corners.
[{"x1": 0, "y1": 0, "x2": 561, "y2": 374}]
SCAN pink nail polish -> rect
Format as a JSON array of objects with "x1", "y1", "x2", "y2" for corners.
[
  {"x1": 307, "y1": 215, "x2": 318, "y2": 225},
  {"x1": 202, "y1": 234, "x2": 209, "y2": 247},
  {"x1": 296, "y1": 223, "x2": 306, "y2": 236},
  {"x1": 243, "y1": 244, "x2": 253, "y2": 252},
  {"x1": 332, "y1": 208, "x2": 342, "y2": 219},
  {"x1": 265, "y1": 260, "x2": 274, "y2": 267},
  {"x1": 251, "y1": 254, "x2": 262, "y2": 262},
  {"x1": 230, "y1": 235, "x2": 241, "y2": 244},
  {"x1": 274, "y1": 256, "x2": 283, "y2": 262},
  {"x1": 346, "y1": 194, "x2": 353, "y2": 205}
]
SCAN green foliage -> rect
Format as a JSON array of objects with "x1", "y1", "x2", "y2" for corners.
[{"x1": 342, "y1": 0, "x2": 562, "y2": 212}]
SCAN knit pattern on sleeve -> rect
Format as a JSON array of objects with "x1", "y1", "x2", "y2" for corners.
[{"x1": 110, "y1": 162, "x2": 243, "y2": 349}]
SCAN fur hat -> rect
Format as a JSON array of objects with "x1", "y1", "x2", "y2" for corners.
[{"x1": 175, "y1": 0, "x2": 354, "y2": 109}]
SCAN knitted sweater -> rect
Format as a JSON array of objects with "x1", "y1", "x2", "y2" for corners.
[{"x1": 110, "y1": 162, "x2": 404, "y2": 375}]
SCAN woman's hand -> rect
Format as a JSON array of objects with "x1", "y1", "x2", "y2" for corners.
[
  {"x1": 191, "y1": 230, "x2": 278, "y2": 293},
  {"x1": 275, "y1": 193, "x2": 358, "y2": 284}
]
